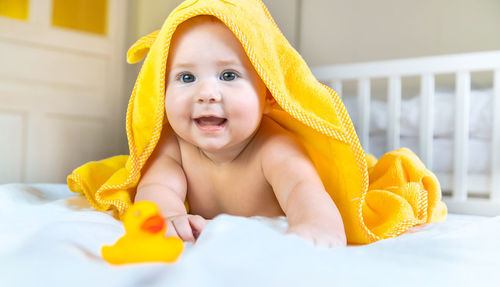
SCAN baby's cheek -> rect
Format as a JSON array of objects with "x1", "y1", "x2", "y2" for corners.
[
  {"x1": 231, "y1": 108, "x2": 263, "y2": 138},
  {"x1": 165, "y1": 104, "x2": 192, "y2": 137},
  {"x1": 165, "y1": 95, "x2": 190, "y2": 117},
  {"x1": 234, "y1": 94, "x2": 263, "y2": 118}
]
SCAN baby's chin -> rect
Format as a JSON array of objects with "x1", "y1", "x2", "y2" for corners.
[
  {"x1": 193, "y1": 135, "x2": 256, "y2": 162},
  {"x1": 196, "y1": 139, "x2": 240, "y2": 154}
]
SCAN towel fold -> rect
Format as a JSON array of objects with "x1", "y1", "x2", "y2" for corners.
[{"x1": 364, "y1": 148, "x2": 447, "y2": 239}]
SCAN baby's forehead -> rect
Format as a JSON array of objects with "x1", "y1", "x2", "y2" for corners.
[{"x1": 167, "y1": 15, "x2": 250, "y2": 67}]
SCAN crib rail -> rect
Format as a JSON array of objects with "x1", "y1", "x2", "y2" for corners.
[
  {"x1": 493, "y1": 69, "x2": 500, "y2": 202},
  {"x1": 312, "y1": 51, "x2": 500, "y2": 215}
]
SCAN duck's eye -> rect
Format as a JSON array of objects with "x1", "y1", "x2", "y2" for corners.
[
  {"x1": 221, "y1": 71, "x2": 238, "y2": 81},
  {"x1": 179, "y1": 73, "x2": 195, "y2": 83}
]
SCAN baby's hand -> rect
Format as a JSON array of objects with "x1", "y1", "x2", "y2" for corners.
[
  {"x1": 166, "y1": 214, "x2": 208, "y2": 243},
  {"x1": 287, "y1": 224, "x2": 347, "y2": 248}
]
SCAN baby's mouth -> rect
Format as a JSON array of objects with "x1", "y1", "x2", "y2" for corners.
[{"x1": 194, "y1": 116, "x2": 227, "y2": 129}]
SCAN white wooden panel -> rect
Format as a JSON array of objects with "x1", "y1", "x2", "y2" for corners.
[
  {"x1": 0, "y1": 0, "x2": 110, "y2": 56},
  {"x1": 387, "y1": 76, "x2": 401, "y2": 150},
  {"x1": 30, "y1": 115, "x2": 111, "y2": 183},
  {"x1": 105, "y1": 0, "x2": 130, "y2": 154},
  {"x1": 0, "y1": 112, "x2": 25, "y2": 183},
  {"x1": 419, "y1": 74, "x2": 435, "y2": 170},
  {"x1": 23, "y1": 112, "x2": 43, "y2": 183},
  {"x1": 453, "y1": 71, "x2": 471, "y2": 201},
  {"x1": 0, "y1": 0, "x2": 128, "y2": 185},
  {"x1": 29, "y1": 0, "x2": 52, "y2": 26},
  {"x1": 492, "y1": 69, "x2": 500, "y2": 202},
  {"x1": 0, "y1": 17, "x2": 110, "y2": 55},
  {"x1": 0, "y1": 79, "x2": 108, "y2": 117},
  {"x1": 357, "y1": 79, "x2": 370, "y2": 151},
  {"x1": 0, "y1": 41, "x2": 107, "y2": 88}
]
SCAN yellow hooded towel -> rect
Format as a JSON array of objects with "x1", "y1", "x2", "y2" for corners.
[{"x1": 67, "y1": 0, "x2": 446, "y2": 244}]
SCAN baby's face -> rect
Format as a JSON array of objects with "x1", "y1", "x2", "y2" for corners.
[{"x1": 164, "y1": 17, "x2": 268, "y2": 155}]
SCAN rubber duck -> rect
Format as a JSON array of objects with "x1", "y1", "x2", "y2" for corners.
[{"x1": 101, "y1": 201, "x2": 183, "y2": 264}]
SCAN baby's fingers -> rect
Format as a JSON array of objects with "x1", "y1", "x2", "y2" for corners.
[
  {"x1": 165, "y1": 220, "x2": 179, "y2": 238},
  {"x1": 188, "y1": 215, "x2": 207, "y2": 239},
  {"x1": 171, "y1": 217, "x2": 196, "y2": 243}
]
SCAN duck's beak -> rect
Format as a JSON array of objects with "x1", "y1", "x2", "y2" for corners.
[{"x1": 140, "y1": 214, "x2": 165, "y2": 234}]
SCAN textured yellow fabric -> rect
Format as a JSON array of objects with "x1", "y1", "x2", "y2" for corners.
[
  {"x1": 67, "y1": 0, "x2": 446, "y2": 244},
  {"x1": 364, "y1": 148, "x2": 447, "y2": 238}
]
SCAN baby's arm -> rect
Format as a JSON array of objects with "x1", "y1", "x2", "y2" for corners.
[
  {"x1": 136, "y1": 132, "x2": 206, "y2": 242},
  {"x1": 261, "y1": 133, "x2": 347, "y2": 247}
]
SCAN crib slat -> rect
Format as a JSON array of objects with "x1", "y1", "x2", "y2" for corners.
[
  {"x1": 453, "y1": 71, "x2": 471, "y2": 201},
  {"x1": 358, "y1": 78, "x2": 371, "y2": 151},
  {"x1": 419, "y1": 74, "x2": 435, "y2": 170},
  {"x1": 329, "y1": 80, "x2": 343, "y2": 98},
  {"x1": 388, "y1": 76, "x2": 401, "y2": 151},
  {"x1": 492, "y1": 69, "x2": 500, "y2": 202}
]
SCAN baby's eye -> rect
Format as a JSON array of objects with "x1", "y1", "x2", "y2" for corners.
[
  {"x1": 220, "y1": 71, "x2": 238, "y2": 81},
  {"x1": 178, "y1": 73, "x2": 196, "y2": 83}
]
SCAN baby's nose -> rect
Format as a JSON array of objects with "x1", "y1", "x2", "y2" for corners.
[
  {"x1": 197, "y1": 94, "x2": 219, "y2": 103},
  {"x1": 196, "y1": 81, "x2": 221, "y2": 103}
]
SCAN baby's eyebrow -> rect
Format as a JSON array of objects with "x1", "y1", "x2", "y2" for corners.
[
  {"x1": 170, "y1": 59, "x2": 243, "y2": 70},
  {"x1": 171, "y1": 62, "x2": 195, "y2": 69},
  {"x1": 215, "y1": 59, "x2": 241, "y2": 67}
]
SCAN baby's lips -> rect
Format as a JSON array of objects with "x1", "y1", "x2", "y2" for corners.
[
  {"x1": 196, "y1": 116, "x2": 226, "y2": 126},
  {"x1": 140, "y1": 214, "x2": 165, "y2": 233}
]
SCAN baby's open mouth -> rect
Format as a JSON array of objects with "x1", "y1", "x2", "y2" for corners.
[{"x1": 194, "y1": 116, "x2": 227, "y2": 127}]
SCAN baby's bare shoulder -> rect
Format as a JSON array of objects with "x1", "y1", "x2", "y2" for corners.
[
  {"x1": 258, "y1": 117, "x2": 318, "y2": 190},
  {"x1": 257, "y1": 117, "x2": 306, "y2": 159},
  {"x1": 138, "y1": 125, "x2": 186, "y2": 192},
  {"x1": 149, "y1": 125, "x2": 182, "y2": 164}
]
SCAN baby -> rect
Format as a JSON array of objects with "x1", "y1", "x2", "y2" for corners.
[{"x1": 135, "y1": 15, "x2": 346, "y2": 247}]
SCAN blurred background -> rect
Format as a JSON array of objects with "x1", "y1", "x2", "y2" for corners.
[{"x1": 0, "y1": 0, "x2": 499, "y2": 184}]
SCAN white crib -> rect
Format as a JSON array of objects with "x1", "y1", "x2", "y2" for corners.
[{"x1": 312, "y1": 51, "x2": 500, "y2": 216}]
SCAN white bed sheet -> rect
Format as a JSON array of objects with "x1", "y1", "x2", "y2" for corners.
[{"x1": 1, "y1": 183, "x2": 499, "y2": 287}]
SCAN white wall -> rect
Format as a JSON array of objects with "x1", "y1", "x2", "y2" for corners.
[
  {"x1": 125, "y1": 0, "x2": 300, "y2": 50},
  {"x1": 124, "y1": 0, "x2": 184, "y2": 101},
  {"x1": 262, "y1": 0, "x2": 300, "y2": 48},
  {"x1": 300, "y1": 0, "x2": 500, "y2": 65},
  {"x1": 127, "y1": 0, "x2": 500, "y2": 67}
]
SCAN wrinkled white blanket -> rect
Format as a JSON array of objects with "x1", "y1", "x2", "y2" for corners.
[{"x1": 1, "y1": 184, "x2": 499, "y2": 287}]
